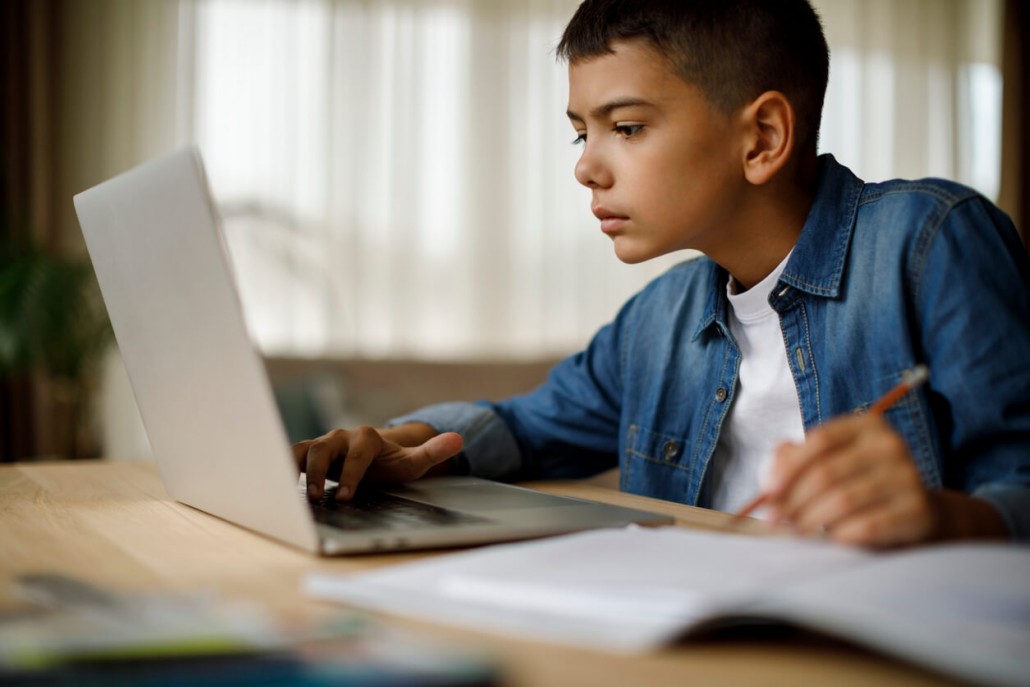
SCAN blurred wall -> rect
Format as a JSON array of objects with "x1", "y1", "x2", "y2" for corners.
[{"x1": 2, "y1": 0, "x2": 183, "y2": 459}]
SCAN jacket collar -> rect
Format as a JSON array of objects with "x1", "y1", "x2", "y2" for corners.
[
  {"x1": 779, "y1": 154, "x2": 864, "y2": 298},
  {"x1": 693, "y1": 155, "x2": 864, "y2": 342}
]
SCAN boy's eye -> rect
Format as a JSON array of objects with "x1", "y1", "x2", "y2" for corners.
[
  {"x1": 614, "y1": 123, "x2": 644, "y2": 138},
  {"x1": 571, "y1": 132, "x2": 586, "y2": 146}
]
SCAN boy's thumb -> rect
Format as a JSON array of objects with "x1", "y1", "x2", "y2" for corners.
[{"x1": 418, "y1": 431, "x2": 464, "y2": 465}]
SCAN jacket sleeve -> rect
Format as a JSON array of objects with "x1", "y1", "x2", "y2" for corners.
[
  {"x1": 388, "y1": 297, "x2": 635, "y2": 482},
  {"x1": 914, "y1": 194, "x2": 1030, "y2": 540}
]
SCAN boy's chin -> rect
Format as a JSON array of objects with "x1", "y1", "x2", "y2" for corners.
[{"x1": 611, "y1": 239, "x2": 661, "y2": 265}]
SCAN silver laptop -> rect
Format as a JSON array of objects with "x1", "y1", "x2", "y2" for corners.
[{"x1": 73, "y1": 147, "x2": 672, "y2": 555}]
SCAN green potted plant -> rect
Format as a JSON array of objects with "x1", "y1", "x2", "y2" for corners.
[{"x1": 0, "y1": 230, "x2": 113, "y2": 459}]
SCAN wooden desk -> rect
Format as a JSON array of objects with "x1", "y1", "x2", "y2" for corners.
[{"x1": 0, "y1": 461, "x2": 964, "y2": 687}]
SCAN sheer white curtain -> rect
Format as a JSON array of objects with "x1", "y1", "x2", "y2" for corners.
[
  {"x1": 188, "y1": 0, "x2": 1003, "y2": 361},
  {"x1": 192, "y1": 0, "x2": 665, "y2": 360},
  {"x1": 813, "y1": 0, "x2": 1003, "y2": 198}
]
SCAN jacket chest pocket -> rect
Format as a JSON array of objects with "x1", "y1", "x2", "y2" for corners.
[
  {"x1": 622, "y1": 424, "x2": 697, "y2": 502},
  {"x1": 625, "y1": 424, "x2": 688, "y2": 465}
]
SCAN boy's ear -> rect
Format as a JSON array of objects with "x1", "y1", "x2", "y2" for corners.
[{"x1": 739, "y1": 91, "x2": 795, "y2": 186}]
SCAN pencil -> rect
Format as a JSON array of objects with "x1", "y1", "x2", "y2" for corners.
[{"x1": 732, "y1": 364, "x2": 930, "y2": 522}]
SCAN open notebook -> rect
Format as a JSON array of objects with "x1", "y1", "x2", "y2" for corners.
[{"x1": 306, "y1": 526, "x2": 1030, "y2": 687}]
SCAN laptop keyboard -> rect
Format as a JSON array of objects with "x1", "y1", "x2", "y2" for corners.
[{"x1": 306, "y1": 485, "x2": 492, "y2": 531}]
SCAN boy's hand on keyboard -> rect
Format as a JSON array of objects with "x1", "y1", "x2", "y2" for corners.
[{"x1": 293, "y1": 425, "x2": 463, "y2": 502}]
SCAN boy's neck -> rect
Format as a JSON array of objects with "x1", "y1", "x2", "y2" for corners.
[{"x1": 715, "y1": 157, "x2": 819, "y2": 292}]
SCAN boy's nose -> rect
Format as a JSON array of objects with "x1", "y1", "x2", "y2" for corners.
[{"x1": 574, "y1": 149, "x2": 612, "y2": 189}]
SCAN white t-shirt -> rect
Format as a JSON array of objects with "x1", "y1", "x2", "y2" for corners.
[{"x1": 704, "y1": 252, "x2": 805, "y2": 513}]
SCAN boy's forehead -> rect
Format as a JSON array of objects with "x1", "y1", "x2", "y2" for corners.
[{"x1": 567, "y1": 39, "x2": 695, "y2": 116}]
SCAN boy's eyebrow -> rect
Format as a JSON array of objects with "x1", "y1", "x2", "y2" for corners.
[{"x1": 566, "y1": 97, "x2": 655, "y2": 122}]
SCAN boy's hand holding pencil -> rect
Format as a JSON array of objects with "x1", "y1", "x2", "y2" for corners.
[{"x1": 735, "y1": 366, "x2": 941, "y2": 547}]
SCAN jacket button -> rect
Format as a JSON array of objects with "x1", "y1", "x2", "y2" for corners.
[
  {"x1": 715, "y1": 387, "x2": 728, "y2": 402},
  {"x1": 662, "y1": 440, "x2": 677, "y2": 459}
]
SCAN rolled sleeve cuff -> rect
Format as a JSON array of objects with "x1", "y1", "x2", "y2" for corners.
[
  {"x1": 973, "y1": 482, "x2": 1030, "y2": 541},
  {"x1": 386, "y1": 402, "x2": 523, "y2": 481}
]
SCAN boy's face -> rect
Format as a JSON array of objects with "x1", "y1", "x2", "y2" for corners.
[{"x1": 567, "y1": 40, "x2": 746, "y2": 264}]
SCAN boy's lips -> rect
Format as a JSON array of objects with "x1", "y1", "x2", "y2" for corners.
[{"x1": 593, "y1": 207, "x2": 630, "y2": 234}]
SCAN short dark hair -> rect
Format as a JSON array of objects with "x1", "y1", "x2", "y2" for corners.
[{"x1": 557, "y1": 0, "x2": 830, "y2": 153}]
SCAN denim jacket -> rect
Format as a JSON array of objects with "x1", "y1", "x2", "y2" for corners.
[{"x1": 391, "y1": 155, "x2": 1030, "y2": 540}]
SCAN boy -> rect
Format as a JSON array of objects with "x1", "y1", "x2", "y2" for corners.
[{"x1": 294, "y1": 0, "x2": 1030, "y2": 547}]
